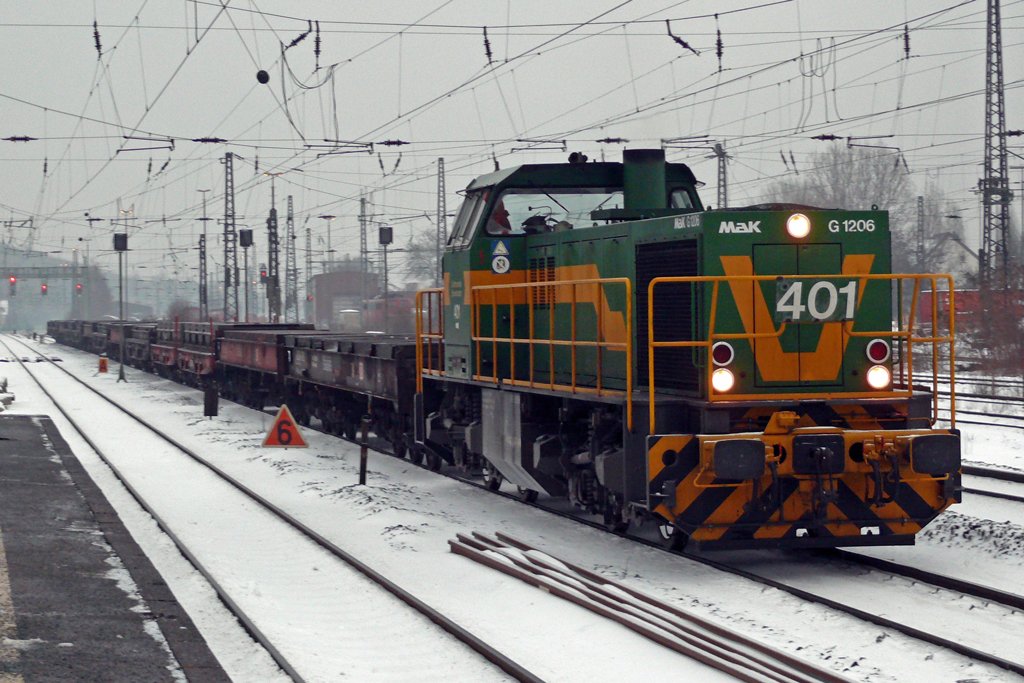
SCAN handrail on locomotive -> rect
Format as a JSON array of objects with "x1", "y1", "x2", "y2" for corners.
[{"x1": 646, "y1": 272, "x2": 956, "y2": 432}]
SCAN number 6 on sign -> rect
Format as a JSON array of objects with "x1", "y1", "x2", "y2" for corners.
[{"x1": 263, "y1": 405, "x2": 309, "y2": 448}]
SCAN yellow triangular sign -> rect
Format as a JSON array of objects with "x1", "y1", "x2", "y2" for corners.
[{"x1": 263, "y1": 405, "x2": 308, "y2": 448}]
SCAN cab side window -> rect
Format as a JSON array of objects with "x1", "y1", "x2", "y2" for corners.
[
  {"x1": 670, "y1": 189, "x2": 696, "y2": 210},
  {"x1": 448, "y1": 191, "x2": 488, "y2": 249}
]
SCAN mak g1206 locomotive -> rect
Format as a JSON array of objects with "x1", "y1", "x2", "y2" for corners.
[{"x1": 414, "y1": 148, "x2": 960, "y2": 549}]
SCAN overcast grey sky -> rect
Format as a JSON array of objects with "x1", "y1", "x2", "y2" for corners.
[{"x1": 0, "y1": 0, "x2": 1020, "y2": 281}]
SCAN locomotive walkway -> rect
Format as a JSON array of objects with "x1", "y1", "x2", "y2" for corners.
[{"x1": 0, "y1": 414, "x2": 226, "y2": 681}]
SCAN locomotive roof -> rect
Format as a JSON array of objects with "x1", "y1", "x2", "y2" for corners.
[{"x1": 465, "y1": 159, "x2": 700, "y2": 191}]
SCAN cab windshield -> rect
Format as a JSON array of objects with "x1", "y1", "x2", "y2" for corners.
[{"x1": 486, "y1": 187, "x2": 623, "y2": 235}]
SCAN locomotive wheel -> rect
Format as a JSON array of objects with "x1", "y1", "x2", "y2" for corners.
[
  {"x1": 482, "y1": 460, "x2": 503, "y2": 491},
  {"x1": 517, "y1": 487, "x2": 538, "y2": 503},
  {"x1": 658, "y1": 523, "x2": 688, "y2": 551},
  {"x1": 604, "y1": 499, "x2": 630, "y2": 533}
]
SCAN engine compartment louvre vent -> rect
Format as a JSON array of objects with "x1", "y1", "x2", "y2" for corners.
[
  {"x1": 528, "y1": 255, "x2": 556, "y2": 307},
  {"x1": 636, "y1": 240, "x2": 699, "y2": 392}
]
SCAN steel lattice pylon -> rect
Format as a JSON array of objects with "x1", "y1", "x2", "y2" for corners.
[
  {"x1": 222, "y1": 152, "x2": 239, "y2": 321},
  {"x1": 980, "y1": 0, "x2": 1012, "y2": 292},
  {"x1": 284, "y1": 195, "x2": 299, "y2": 322},
  {"x1": 266, "y1": 181, "x2": 281, "y2": 323}
]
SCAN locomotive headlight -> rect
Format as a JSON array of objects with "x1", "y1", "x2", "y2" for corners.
[
  {"x1": 711, "y1": 368, "x2": 735, "y2": 393},
  {"x1": 866, "y1": 364, "x2": 892, "y2": 390},
  {"x1": 786, "y1": 213, "x2": 812, "y2": 239}
]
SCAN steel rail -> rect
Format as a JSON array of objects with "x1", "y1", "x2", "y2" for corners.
[
  {"x1": 7, "y1": 335, "x2": 542, "y2": 683},
  {"x1": 963, "y1": 487, "x2": 1024, "y2": 504},
  {"x1": 963, "y1": 465, "x2": 1024, "y2": 484}
]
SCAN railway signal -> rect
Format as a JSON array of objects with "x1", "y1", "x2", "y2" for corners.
[
  {"x1": 8, "y1": 276, "x2": 15, "y2": 296},
  {"x1": 40, "y1": 283, "x2": 47, "y2": 296}
]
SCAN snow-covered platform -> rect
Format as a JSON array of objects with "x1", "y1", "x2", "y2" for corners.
[{"x1": 0, "y1": 414, "x2": 226, "y2": 681}]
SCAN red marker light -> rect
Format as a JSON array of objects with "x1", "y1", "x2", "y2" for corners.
[{"x1": 865, "y1": 339, "x2": 891, "y2": 363}]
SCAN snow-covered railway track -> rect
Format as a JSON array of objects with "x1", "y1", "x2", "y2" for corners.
[
  {"x1": 453, "y1": 531, "x2": 855, "y2": 683},
  {"x1": 827, "y1": 549, "x2": 1024, "y2": 612},
  {"x1": 962, "y1": 465, "x2": 1024, "y2": 504},
  {"x1": 696, "y1": 549, "x2": 1024, "y2": 678},
  {"x1": 2, "y1": 336, "x2": 537, "y2": 683}
]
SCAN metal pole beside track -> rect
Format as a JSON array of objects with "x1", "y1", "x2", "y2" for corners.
[{"x1": 358, "y1": 415, "x2": 370, "y2": 485}]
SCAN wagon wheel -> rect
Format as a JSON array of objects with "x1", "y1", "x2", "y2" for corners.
[
  {"x1": 425, "y1": 449, "x2": 443, "y2": 472},
  {"x1": 517, "y1": 487, "x2": 538, "y2": 503},
  {"x1": 391, "y1": 433, "x2": 408, "y2": 459},
  {"x1": 408, "y1": 444, "x2": 424, "y2": 466},
  {"x1": 481, "y1": 459, "x2": 503, "y2": 491},
  {"x1": 342, "y1": 417, "x2": 358, "y2": 441}
]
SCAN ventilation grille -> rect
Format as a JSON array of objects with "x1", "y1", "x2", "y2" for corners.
[
  {"x1": 528, "y1": 256, "x2": 556, "y2": 307},
  {"x1": 636, "y1": 240, "x2": 699, "y2": 392}
]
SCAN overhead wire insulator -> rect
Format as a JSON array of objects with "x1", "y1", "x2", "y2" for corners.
[
  {"x1": 812, "y1": 134, "x2": 841, "y2": 141},
  {"x1": 379, "y1": 139, "x2": 410, "y2": 147},
  {"x1": 3, "y1": 136, "x2": 37, "y2": 142},
  {"x1": 483, "y1": 26, "x2": 493, "y2": 66},
  {"x1": 665, "y1": 20, "x2": 699, "y2": 56},
  {"x1": 715, "y1": 14, "x2": 723, "y2": 72},
  {"x1": 314, "y1": 20, "x2": 321, "y2": 71},
  {"x1": 903, "y1": 24, "x2": 910, "y2": 60},
  {"x1": 789, "y1": 151, "x2": 799, "y2": 175},
  {"x1": 596, "y1": 137, "x2": 629, "y2": 144},
  {"x1": 42, "y1": 157, "x2": 48, "y2": 177},
  {"x1": 93, "y1": 20, "x2": 102, "y2": 59},
  {"x1": 779, "y1": 151, "x2": 789, "y2": 171},
  {"x1": 192, "y1": 137, "x2": 227, "y2": 143},
  {"x1": 286, "y1": 20, "x2": 311, "y2": 50}
]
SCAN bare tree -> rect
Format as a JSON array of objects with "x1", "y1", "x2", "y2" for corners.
[
  {"x1": 401, "y1": 227, "x2": 439, "y2": 285},
  {"x1": 764, "y1": 145, "x2": 970, "y2": 275}
]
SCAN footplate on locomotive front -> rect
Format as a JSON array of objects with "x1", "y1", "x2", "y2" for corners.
[{"x1": 646, "y1": 411, "x2": 961, "y2": 550}]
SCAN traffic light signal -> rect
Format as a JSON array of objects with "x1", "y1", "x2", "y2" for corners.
[
  {"x1": 259, "y1": 266, "x2": 268, "y2": 283},
  {"x1": 40, "y1": 283, "x2": 47, "y2": 296},
  {"x1": 8, "y1": 276, "x2": 16, "y2": 296}
]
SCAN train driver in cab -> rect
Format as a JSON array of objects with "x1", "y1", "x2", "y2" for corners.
[{"x1": 487, "y1": 199, "x2": 512, "y2": 235}]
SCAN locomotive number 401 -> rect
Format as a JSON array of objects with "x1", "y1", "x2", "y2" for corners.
[{"x1": 774, "y1": 280, "x2": 857, "y2": 323}]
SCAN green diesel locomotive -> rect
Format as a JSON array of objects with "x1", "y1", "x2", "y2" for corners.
[{"x1": 415, "y1": 149, "x2": 960, "y2": 550}]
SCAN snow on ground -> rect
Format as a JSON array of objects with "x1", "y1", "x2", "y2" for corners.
[{"x1": 5, "y1": 338, "x2": 1024, "y2": 682}]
